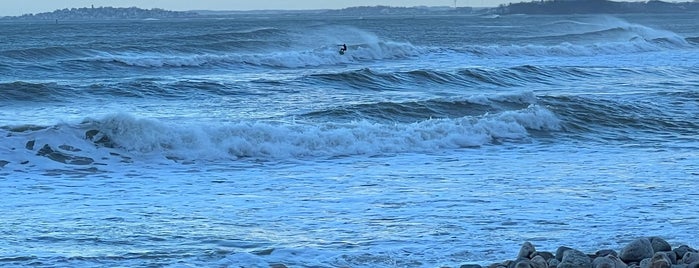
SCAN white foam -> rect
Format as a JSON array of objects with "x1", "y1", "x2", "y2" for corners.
[{"x1": 84, "y1": 107, "x2": 560, "y2": 161}]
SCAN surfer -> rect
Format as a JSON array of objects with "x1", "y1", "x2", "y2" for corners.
[{"x1": 339, "y1": 44, "x2": 347, "y2": 54}]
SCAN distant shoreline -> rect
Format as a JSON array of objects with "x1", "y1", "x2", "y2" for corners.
[
  {"x1": 495, "y1": 0, "x2": 699, "y2": 15},
  {"x1": 2, "y1": 1, "x2": 699, "y2": 21}
]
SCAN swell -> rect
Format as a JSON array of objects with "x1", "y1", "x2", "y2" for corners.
[
  {"x1": 540, "y1": 93, "x2": 699, "y2": 143},
  {"x1": 300, "y1": 92, "x2": 539, "y2": 123},
  {"x1": 0, "y1": 79, "x2": 241, "y2": 102},
  {"x1": 4, "y1": 65, "x2": 695, "y2": 102},
  {"x1": 304, "y1": 65, "x2": 690, "y2": 91}
]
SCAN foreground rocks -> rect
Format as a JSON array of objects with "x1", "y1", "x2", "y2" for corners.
[{"x1": 460, "y1": 237, "x2": 698, "y2": 268}]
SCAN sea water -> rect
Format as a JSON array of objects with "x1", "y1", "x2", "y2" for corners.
[{"x1": 1, "y1": 13, "x2": 698, "y2": 267}]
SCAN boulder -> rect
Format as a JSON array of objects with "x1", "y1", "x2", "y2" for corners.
[
  {"x1": 621, "y1": 238, "x2": 655, "y2": 263},
  {"x1": 688, "y1": 262, "x2": 699, "y2": 268},
  {"x1": 461, "y1": 265, "x2": 483, "y2": 268},
  {"x1": 683, "y1": 253, "x2": 699, "y2": 264},
  {"x1": 651, "y1": 252, "x2": 673, "y2": 268},
  {"x1": 557, "y1": 247, "x2": 574, "y2": 261},
  {"x1": 593, "y1": 255, "x2": 627, "y2": 268},
  {"x1": 533, "y1": 252, "x2": 556, "y2": 262},
  {"x1": 593, "y1": 256, "x2": 617, "y2": 268},
  {"x1": 519, "y1": 242, "x2": 537, "y2": 259},
  {"x1": 516, "y1": 259, "x2": 533, "y2": 268},
  {"x1": 597, "y1": 250, "x2": 619, "y2": 258},
  {"x1": 549, "y1": 258, "x2": 561, "y2": 268},
  {"x1": 558, "y1": 248, "x2": 592, "y2": 268},
  {"x1": 642, "y1": 258, "x2": 652, "y2": 268},
  {"x1": 531, "y1": 255, "x2": 549, "y2": 268},
  {"x1": 658, "y1": 251, "x2": 678, "y2": 265},
  {"x1": 674, "y1": 246, "x2": 698, "y2": 262},
  {"x1": 650, "y1": 237, "x2": 672, "y2": 253}
]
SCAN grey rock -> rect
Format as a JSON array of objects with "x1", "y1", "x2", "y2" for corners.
[
  {"x1": 621, "y1": 238, "x2": 655, "y2": 263},
  {"x1": 641, "y1": 258, "x2": 651, "y2": 268},
  {"x1": 557, "y1": 247, "x2": 574, "y2": 261},
  {"x1": 559, "y1": 249, "x2": 592, "y2": 268},
  {"x1": 516, "y1": 259, "x2": 533, "y2": 268},
  {"x1": 534, "y1": 251, "x2": 556, "y2": 262},
  {"x1": 670, "y1": 265, "x2": 687, "y2": 268},
  {"x1": 461, "y1": 265, "x2": 483, "y2": 268},
  {"x1": 490, "y1": 263, "x2": 508, "y2": 268},
  {"x1": 688, "y1": 262, "x2": 699, "y2": 268},
  {"x1": 593, "y1": 255, "x2": 627, "y2": 268},
  {"x1": 593, "y1": 256, "x2": 617, "y2": 268},
  {"x1": 26, "y1": 140, "x2": 35, "y2": 150},
  {"x1": 597, "y1": 250, "x2": 619, "y2": 258},
  {"x1": 651, "y1": 252, "x2": 673, "y2": 268},
  {"x1": 520, "y1": 242, "x2": 537, "y2": 259},
  {"x1": 683, "y1": 253, "x2": 699, "y2": 264},
  {"x1": 37, "y1": 144, "x2": 94, "y2": 165},
  {"x1": 531, "y1": 255, "x2": 549, "y2": 268},
  {"x1": 674, "y1": 246, "x2": 698, "y2": 262},
  {"x1": 549, "y1": 258, "x2": 561, "y2": 268},
  {"x1": 659, "y1": 251, "x2": 678, "y2": 265},
  {"x1": 650, "y1": 237, "x2": 672, "y2": 253}
]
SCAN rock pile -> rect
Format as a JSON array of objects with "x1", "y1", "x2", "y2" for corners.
[{"x1": 462, "y1": 237, "x2": 698, "y2": 268}]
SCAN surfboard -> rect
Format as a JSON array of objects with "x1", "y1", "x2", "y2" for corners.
[{"x1": 339, "y1": 50, "x2": 345, "y2": 55}]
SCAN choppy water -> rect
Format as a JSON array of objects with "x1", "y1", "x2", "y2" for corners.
[{"x1": 1, "y1": 13, "x2": 698, "y2": 267}]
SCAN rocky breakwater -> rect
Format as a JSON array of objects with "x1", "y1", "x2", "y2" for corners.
[{"x1": 460, "y1": 237, "x2": 698, "y2": 268}]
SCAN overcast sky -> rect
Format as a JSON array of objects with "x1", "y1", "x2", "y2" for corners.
[{"x1": 0, "y1": 0, "x2": 555, "y2": 16}]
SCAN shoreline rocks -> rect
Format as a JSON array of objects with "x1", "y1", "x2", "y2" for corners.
[{"x1": 460, "y1": 237, "x2": 697, "y2": 268}]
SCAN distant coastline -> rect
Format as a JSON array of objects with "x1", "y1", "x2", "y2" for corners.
[
  {"x1": 0, "y1": 6, "x2": 196, "y2": 21},
  {"x1": 2, "y1": 1, "x2": 698, "y2": 21},
  {"x1": 495, "y1": 0, "x2": 699, "y2": 15}
]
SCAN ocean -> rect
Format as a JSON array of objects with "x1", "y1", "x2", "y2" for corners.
[{"x1": 1, "y1": 12, "x2": 698, "y2": 267}]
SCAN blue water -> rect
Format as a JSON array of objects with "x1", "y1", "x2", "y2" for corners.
[{"x1": 1, "y1": 13, "x2": 698, "y2": 267}]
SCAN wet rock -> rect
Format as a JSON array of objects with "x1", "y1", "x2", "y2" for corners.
[
  {"x1": 642, "y1": 258, "x2": 652, "y2": 268},
  {"x1": 674, "y1": 246, "x2": 697, "y2": 262},
  {"x1": 592, "y1": 254, "x2": 627, "y2": 268},
  {"x1": 461, "y1": 264, "x2": 483, "y2": 268},
  {"x1": 25, "y1": 140, "x2": 35, "y2": 150},
  {"x1": 533, "y1": 251, "x2": 556, "y2": 262},
  {"x1": 597, "y1": 250, "x2": 619, "y2": 258},
  {"x1": 594, "y1": 256, "x2": 617, "y2": 268},
  {"x1": 269, "y1": 264, "x2": 287, "y2": 268},
  {"x1": 516, "y1": 259, "x2": 533, "y2": 268},
  {"x1": 549, "y1": 258, "x2": 561, "y2": 268},
  {"x1": 688, "y1": 262, "x2": 699, "y2": 268},
  {"x1": 650, "y1": 237, "x2": 672, "y2": 253},
  {"x1": 519, "y1": 242, "x2": 537, "y2": 259},
  {"x1": 37, "y1": 144, "x2": 94, "y2": 165},
  {"x1": 489, "y1": 262, "x2": 507, "y2": 268},
  {"x1": 559, "y1": 248, "x2": 592, "y2": 268},
  {"x1": 85, "y1": 129, "x2": 114, "y2": 148},
  {"x1": 531, "y1": 255, "x2": 549, "y2": 268},
  {"x1": 683, "y1": 253, "x2": 699, "y2": 264},
  {"x1": 658, "y1": 251, "x2": 678, "y2": 265},
  {"x1": 621, "y1": 238, "x2": 655, "y2": 263},
  {"x1": 557, "y1": 246, "x2": 575, "y2": 261},
  {"x1": 651, "y1": 252, "x2": 673, "y2": 268}
]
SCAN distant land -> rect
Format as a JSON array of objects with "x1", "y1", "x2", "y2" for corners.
[
  {"x1": 496, "y1": 0, "x2": 699, "y2": 15},
  {"x1": 1, "y1": 1, "x2": 698, "y2": 21}
]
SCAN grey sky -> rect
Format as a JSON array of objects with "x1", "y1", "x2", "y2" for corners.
[{"x1": 1, "y1": 0, "x2": 542, "y2": 17}]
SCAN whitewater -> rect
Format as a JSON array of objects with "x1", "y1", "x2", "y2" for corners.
[{"x1": 1, "y1": 12, "x2": 698, "y2": 267}]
